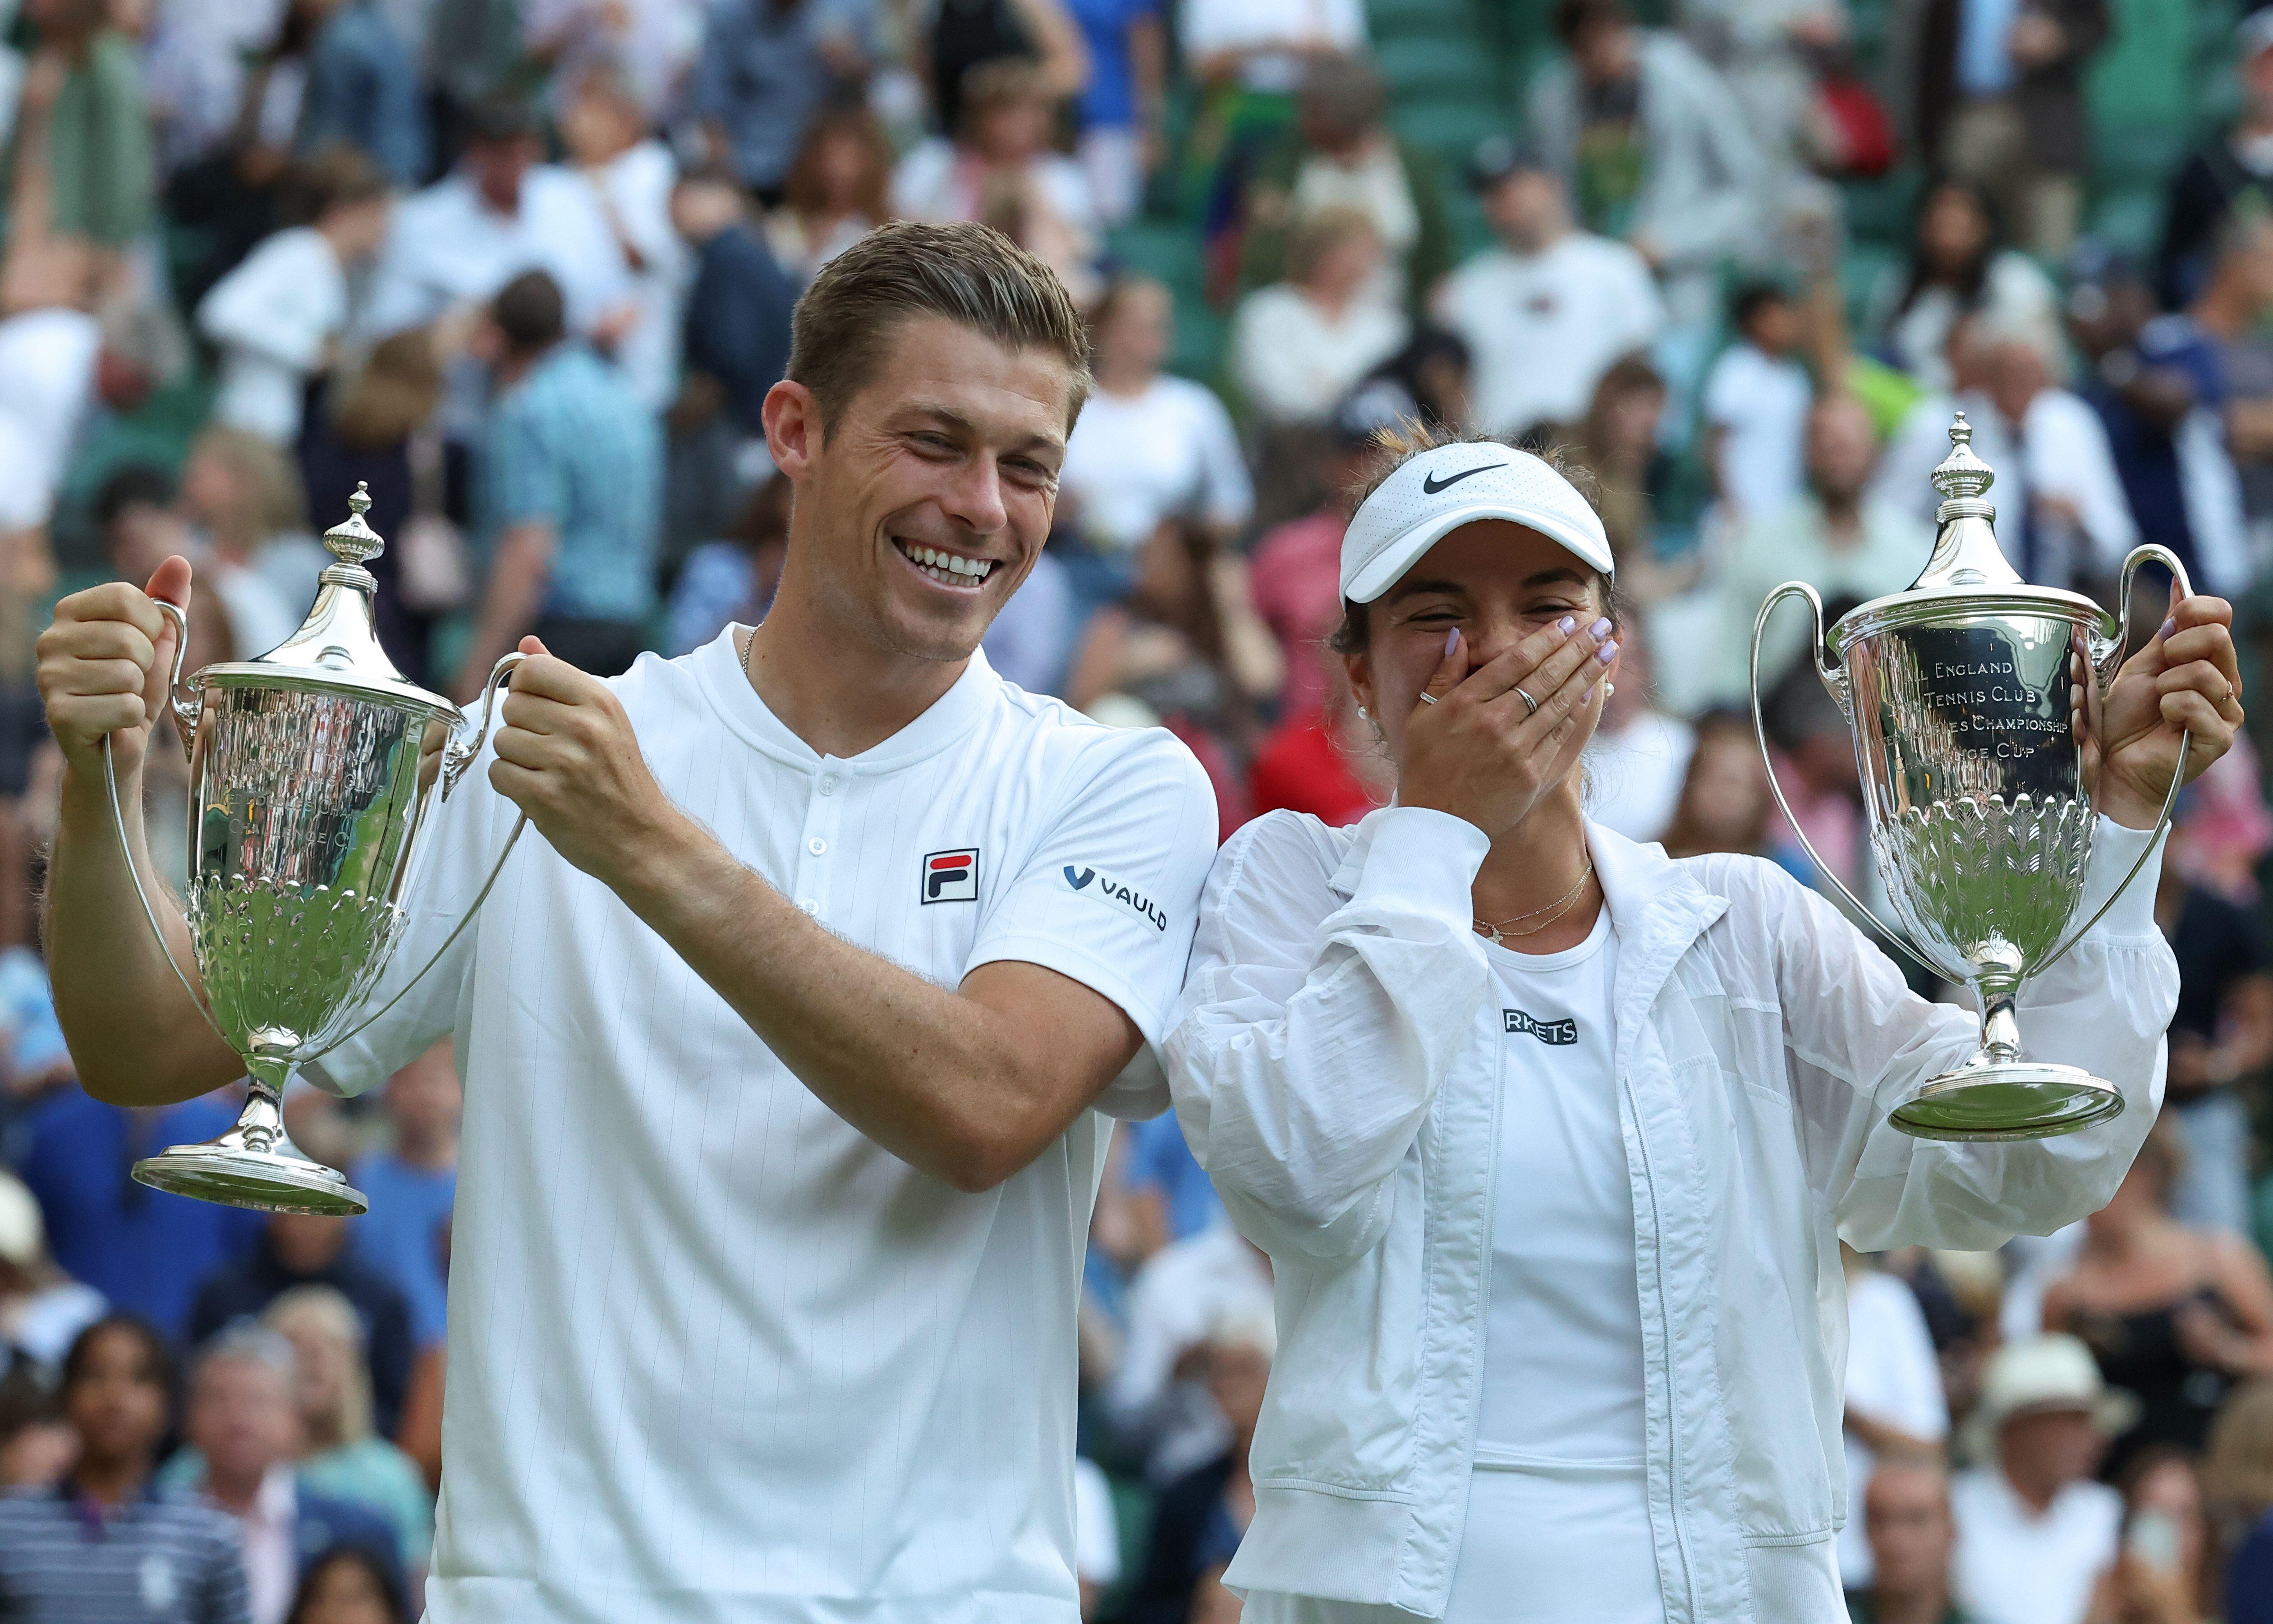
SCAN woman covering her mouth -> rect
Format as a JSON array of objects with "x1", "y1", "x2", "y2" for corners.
[{"x1": 1160, "y1": 422, "x2": 2243, "y2": 1623}]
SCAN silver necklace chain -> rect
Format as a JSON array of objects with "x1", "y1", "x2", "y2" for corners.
[{"x1": 1474, "y1": 862, "x2": 1596, "y2": 946}]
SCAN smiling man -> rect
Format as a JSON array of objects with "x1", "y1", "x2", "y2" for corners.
[{"x1": 36, "y1": 221, "x2": 1217, "y2": 1623}]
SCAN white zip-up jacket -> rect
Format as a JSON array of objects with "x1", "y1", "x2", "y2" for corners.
[{"x1": 1163, "y1": 805, "x2": 2176, "y2": 1623}]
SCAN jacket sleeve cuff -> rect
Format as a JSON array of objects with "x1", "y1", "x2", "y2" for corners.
[
  {"x1": 2076, "y1": 815, "x2": 2167, "y2": 940},
  {"x1": 1345, "y1": 806, "x2": 1490, "y2": 930}
]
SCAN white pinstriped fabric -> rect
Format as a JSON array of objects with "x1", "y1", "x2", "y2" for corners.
[{"x1": 309, "y1": 630, "x2": 1218, "y2": 1624}]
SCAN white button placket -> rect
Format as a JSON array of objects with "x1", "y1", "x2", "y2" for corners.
[{"x1": 793, "y1": 759, "x2": 848, "y2": 918}]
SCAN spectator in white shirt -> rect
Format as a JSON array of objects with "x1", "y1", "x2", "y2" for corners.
[
  {"x1": 358, "y1": 95, "x2": 632, "y2": 346},
  {"x1": 1873, "y1": 314, "x2": 2138, "y2": 592},
  {"x1": 1433, "y1": 137, "x2": 1663, "y2": 437},
  {"x1": 1702, "y1": 280, "x2": 1813, "y2": 521},
  {"x1": 1231, "y1": 205, "x2": 1407, "y2": 426},
  {"x1": 891, "y1": 57, "x2": 1101, "y2": 303},
  {"x1": 1059, "y1": 275, "x2": 1252, "y2": 560},
  {"x1": 1840, "y1": 1251, "x2": 1951, "y2": 1590},
  {"x1": 1869, "y1": 177, "x2": 2061, "y2": 396},
  {"x1": 1952, "y1": 1335, "x2": 2134, "y2": 1624},
  {"x1": 558, "y1": 62, "x2": 684, "y2": 411},
  {"x1": 197, "y1": 147, "x2": 393, "y2": 446}
]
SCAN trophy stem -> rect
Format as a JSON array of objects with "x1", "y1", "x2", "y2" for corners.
[
  {"x1": 1887, "y1": 989, "x2": 2126, "y2": 1142},
  {"x1": 130, "y1": 1058, "x2": 369, "y2": 1217}
]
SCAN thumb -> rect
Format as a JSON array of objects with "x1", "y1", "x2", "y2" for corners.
[
  {"x1": 1419, "y1": 628, "x2": 1466, "y2": 709},
  {"x1": 144, "y1": 554, "x2": 193, "y2": 612}
]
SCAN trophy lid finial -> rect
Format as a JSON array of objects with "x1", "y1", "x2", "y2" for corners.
[
  {"x1": 321, "y1": 483, "x2": 386, "y2": 567},
  {"x1": 1930, "y1": 412, "x2": 1996, "y2": 504}
]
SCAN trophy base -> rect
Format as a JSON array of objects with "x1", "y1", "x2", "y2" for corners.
[
  {"x1": 1888, "y1": 1060, "x2": 2126, "y2": 1142},
  {"x1": 132, "y1": 1141, "x2": 369, "y2": 1217}
]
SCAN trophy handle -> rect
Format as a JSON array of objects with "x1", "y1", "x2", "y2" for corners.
[
  {"x1": 99, "y1": 595, "x2": 234, "y2": 1046},
  {"x1": 2033, "y1": 546, "x2": 2196, "y2": 977},
  {"x1": 318, "y1": 654, "x2": 533, "y2": 1053},
  {"x1": 441, "y1": 651, "x2": 526, "y2": 798},
  {"x1": 1751, "y1": 580, "x2": 1939, "y2": 977},
  {"x1": 100, "y1": 745, "x2": 236, "y2": 1054}
]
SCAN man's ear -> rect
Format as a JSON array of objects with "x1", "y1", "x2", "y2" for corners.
[{"x1": 763, "y1": 379, "x2": 821, "y2": 480}]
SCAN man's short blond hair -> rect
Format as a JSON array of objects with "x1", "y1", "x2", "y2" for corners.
[{"x1": 785, "y1": 220, "x2": 1092, "y2": 434}]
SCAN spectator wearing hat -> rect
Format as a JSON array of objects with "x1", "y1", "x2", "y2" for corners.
[
  {"x1": 0, "y1": 1170, "x2": 103, "y2": 1375},
  {"x1": 1851, "y1": 1453, "x2": 1979, "y2": 1624},
  {"x1": 1527, "y1": 0, "x2": 1764, "y2": 330},
  {"x1": 1236, "y1": 55, "x2": 1452, "y2": 320},
  {"x1": 455, "y1": 268, "x2": 663, "y2": 691},
  {"x1": 1432, "y1": 137, "x2": 1662, "y2": 440},
  {"x1": 2039, "y1": 1124, "x2": 2273, "y2": 1475},
  {"x1": 357, "y1": 96, "x2": 632, "y2": 352},
  {"x1": 1950, "y1": 1333, "x2": 2134, "y2": 1624}
]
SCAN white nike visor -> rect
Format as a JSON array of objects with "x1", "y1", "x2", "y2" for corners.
[{"x1": 1339, "y1": 441, "x2": 1615, "y2": 604}]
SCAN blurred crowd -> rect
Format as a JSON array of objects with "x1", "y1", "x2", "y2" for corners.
[{"x1": 1, "y1": 0, "x2": 2272, "y2": 1618}]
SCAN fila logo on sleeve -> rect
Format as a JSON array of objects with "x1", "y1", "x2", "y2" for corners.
[{"x1": 922, "y1": 849, "x2": 980, "y2": 904}]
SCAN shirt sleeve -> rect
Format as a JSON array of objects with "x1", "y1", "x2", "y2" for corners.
[
  {"x1": 964, "y1": 725, "x2": 1219, "y2": 1089},
  {"x1": 1762, "y1": 819, "x2": 2177, "y2": 1252},
  {"x1": 1164, "y1": 806, "x2": 1494, "y2": 1262}
]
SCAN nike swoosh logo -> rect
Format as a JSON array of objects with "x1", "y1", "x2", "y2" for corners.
[{"x1": 1421, "y1": 462, "x2": 1505, "y2": 495}]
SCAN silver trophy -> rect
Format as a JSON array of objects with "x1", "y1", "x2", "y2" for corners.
[
  {"x1": 1752, "y1": 415, "x2": 2190, "y2": 1141},
  {"x1": 101, "y1": 486, "x2": 525, "y2": 1214}
]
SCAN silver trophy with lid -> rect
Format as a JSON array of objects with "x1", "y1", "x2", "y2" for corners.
[
  {"x1": 103, "y1": 486, "x2": 525, "y2": 1214},
  {"x1": 1752, "y1": 414, "x2": 2191, "y2": 1141}
]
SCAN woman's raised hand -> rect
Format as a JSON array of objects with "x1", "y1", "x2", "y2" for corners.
[{"x1": 1398, "y1": 618, "x2": 1616, "y2": 840}]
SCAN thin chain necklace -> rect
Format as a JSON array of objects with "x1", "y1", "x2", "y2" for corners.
[{"x1": 1474, "y1": 862, "x2": 1596, "y2": 946}]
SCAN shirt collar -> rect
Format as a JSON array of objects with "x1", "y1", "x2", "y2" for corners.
[
  {"x1": 694, "y1": 625, "x2": 1000, "y2": 773},
  {"x1": 249, "y1": 1466, "x2": 296, "y2": 1530}
]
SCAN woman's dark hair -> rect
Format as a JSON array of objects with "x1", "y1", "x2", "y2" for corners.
[
  {"x1": 1893, "y1": 177, "x2": 2000, "y2": 321},
  {"x1": 1327, "y1": 422, "x2": 1631, "y2": 657},
  {"x1": 781, "y1": 99, "x2": 894, "y2": 225},
  {"x1": 286, "y1": 1544, "x2": 410, "y2": 1624},
  {"x1": 59, "y1": 1316, "x2": 174, "y2": 1406}
]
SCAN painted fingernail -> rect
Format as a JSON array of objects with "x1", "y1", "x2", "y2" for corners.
[
  {"x1": 1589, "y1": 617, "x2": 1613, "y2": 640},
  {"x1": 1596, "y1": 640, "x2": 1619, "y2": 665},
  {"x1": 1445, "y1": 629, "x2": 1459, "y2": 659},
  {"x1": 1558, "y1": 616, "x2": 1576, "y2": 634},
  {"x1": 2158, "y1": 617, "x2": 2177, "y2": 641}
]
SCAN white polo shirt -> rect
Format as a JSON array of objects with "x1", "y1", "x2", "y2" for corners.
[{"x1": 307, "y1": 629, "x2": 1218, "y2": 1624}]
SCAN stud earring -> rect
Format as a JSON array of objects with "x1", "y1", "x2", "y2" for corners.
[
  {"x1": 1604, "y1": 682, "x2": 1616, "y2": 698},
  {"x1": 1355, "y1": 705, "x2": 1368, "y2": 718}
]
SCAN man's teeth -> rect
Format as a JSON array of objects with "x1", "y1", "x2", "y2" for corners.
[{"x1": 899, "y1": 541, "x2": 994, "y2": 586}]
